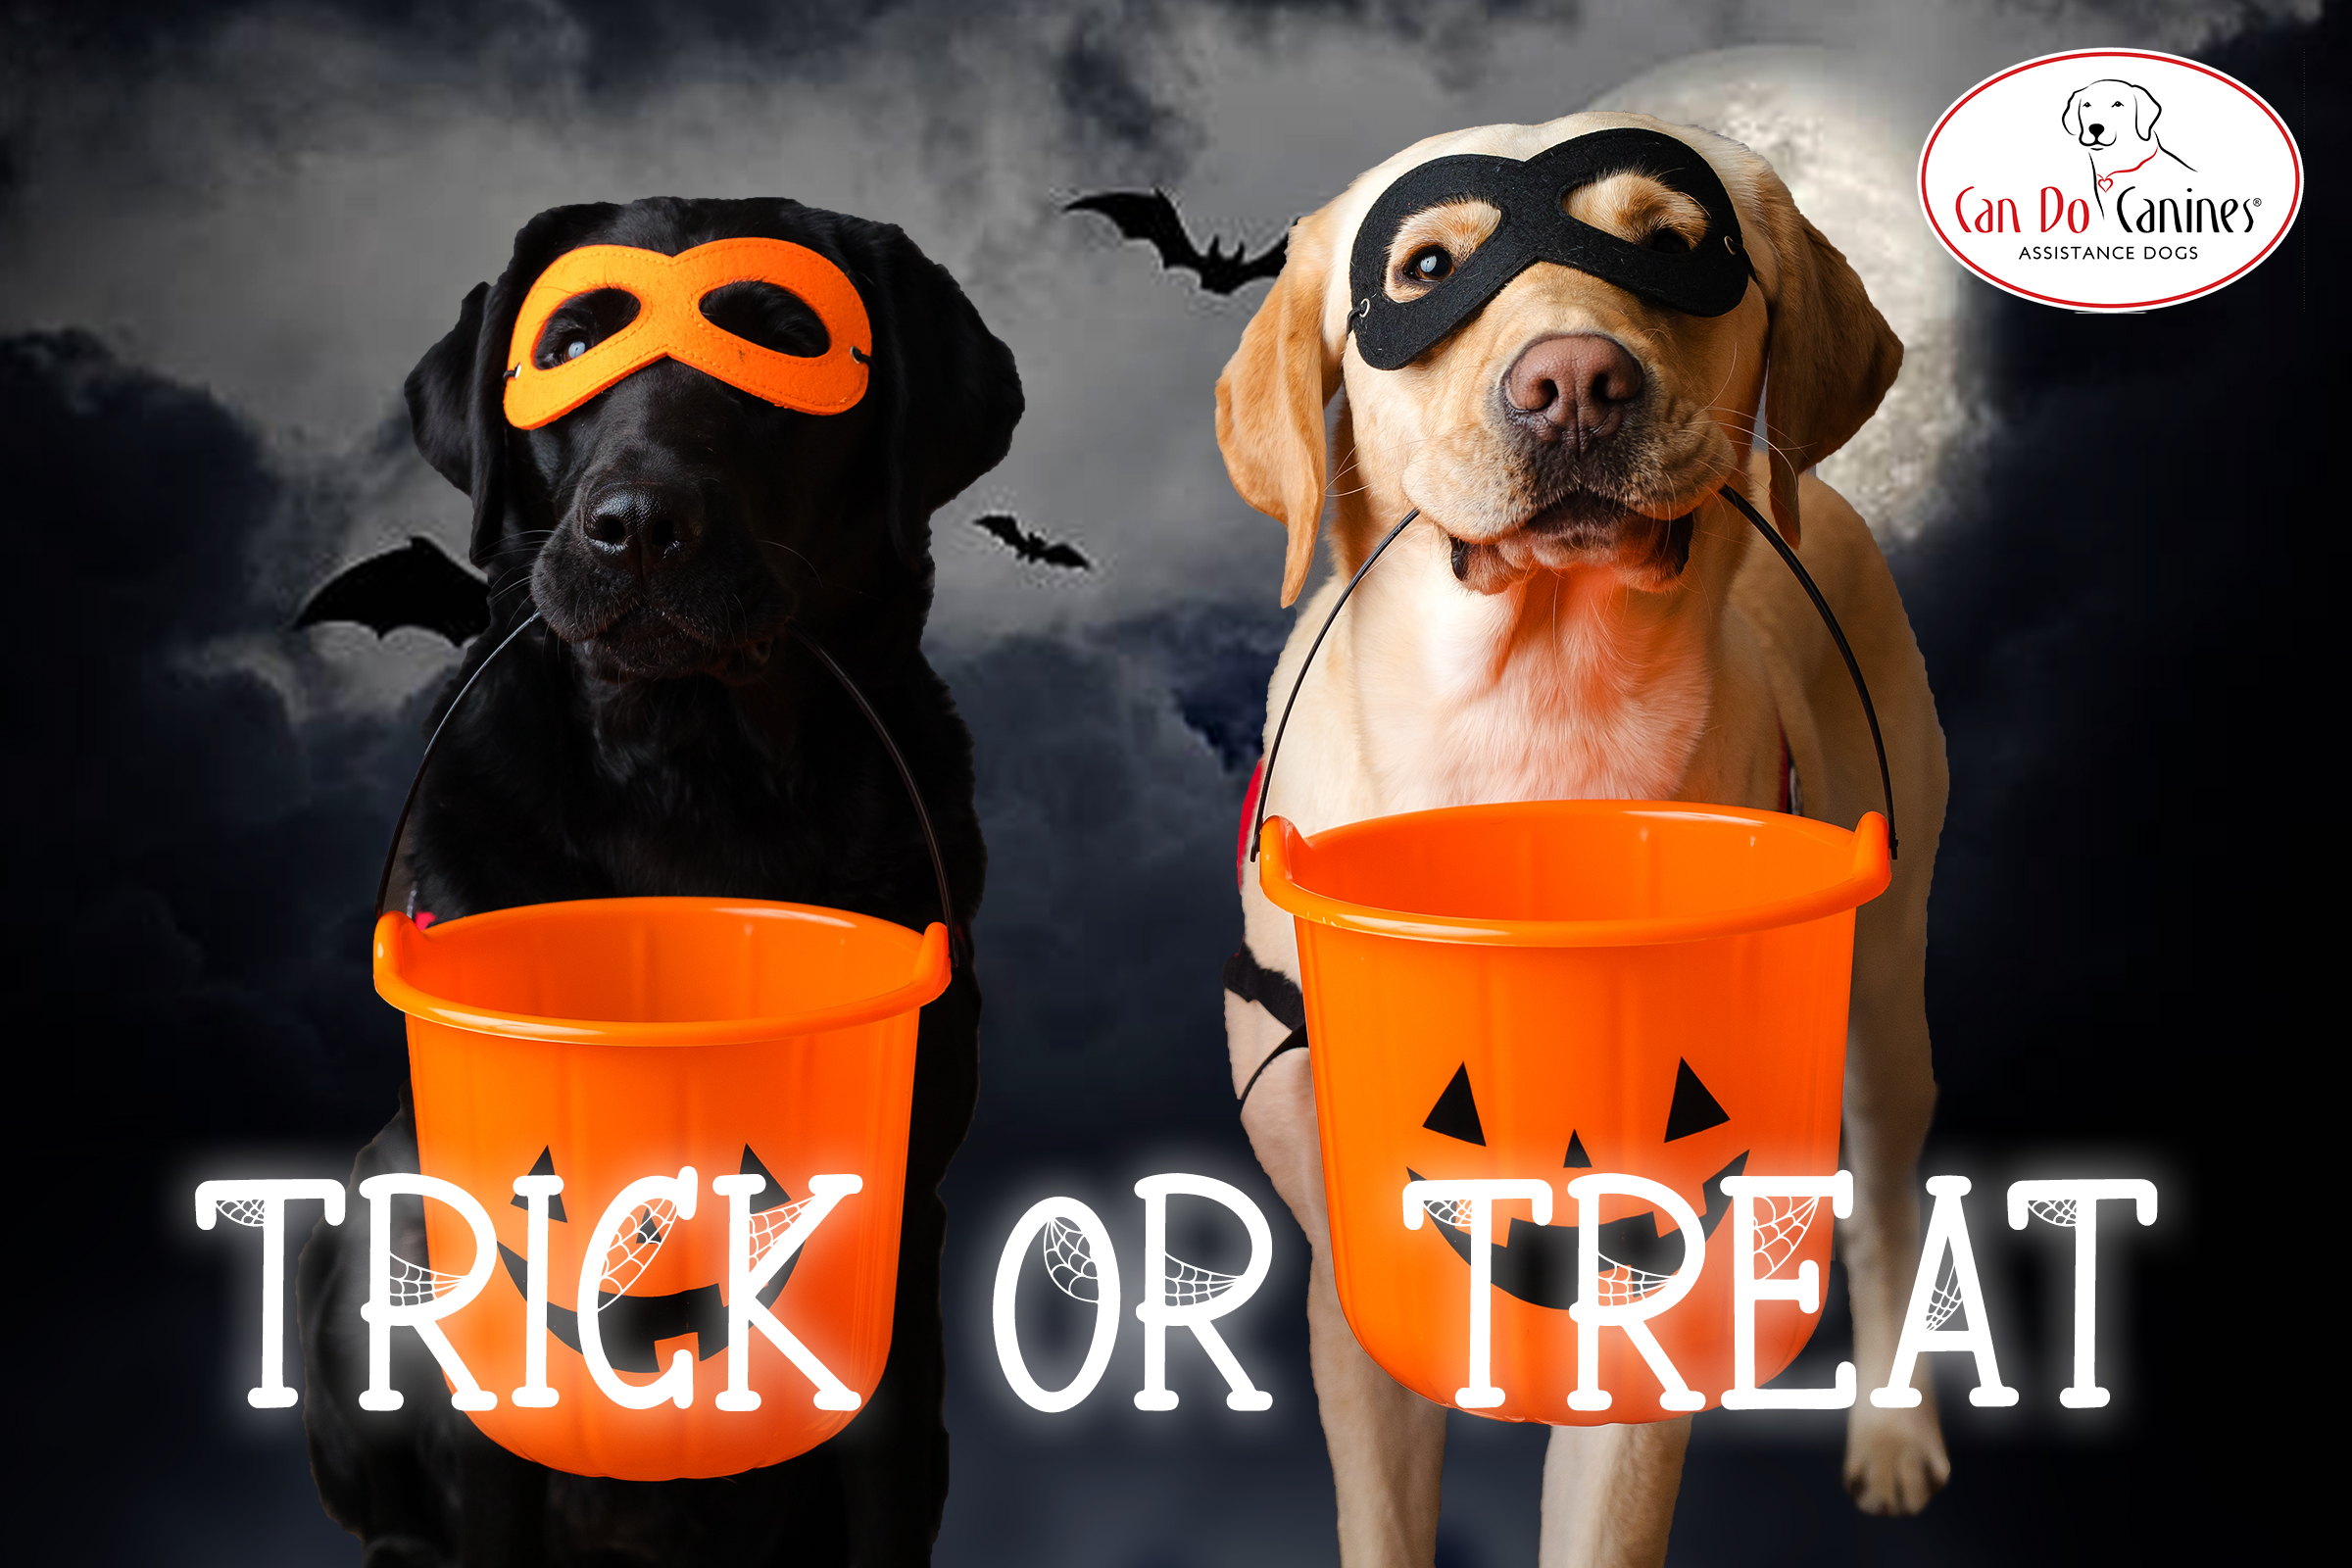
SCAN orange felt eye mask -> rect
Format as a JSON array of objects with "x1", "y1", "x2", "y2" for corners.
[{"x1": 503, "y1": 238, "x2": 873, "y2": 429}]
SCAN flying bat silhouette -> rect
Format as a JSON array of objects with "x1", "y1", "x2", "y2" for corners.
[
  {"x1": 294, "y1": 536, "x2": 491, "y2": 645},
  {"x1": 1064, "y1": 190, "x2": 1288, "y2": 295},
  {"x1": 972, "y1": 514, "x2": 1092, "y2": 570}
]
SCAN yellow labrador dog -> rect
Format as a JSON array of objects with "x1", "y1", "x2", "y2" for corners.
[{"x1": 1214, "y1": 112, "x2": 1949, "y2": 1566}]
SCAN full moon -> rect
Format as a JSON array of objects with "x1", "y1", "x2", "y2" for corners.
[{"x1": 1592, "y1": 49, "x2": 1980, "y2": 544}]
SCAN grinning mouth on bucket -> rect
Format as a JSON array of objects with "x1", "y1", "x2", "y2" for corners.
[
  {"x1": 490, "y1": 1144, "x2": 807, "y2": 1373},
  {"x1": 1406, "y1": 1150, "x2": 1747, "y2": 1310}
]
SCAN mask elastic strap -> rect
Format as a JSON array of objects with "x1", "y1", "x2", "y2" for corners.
[{"x1": 1247, "y1": 486, "x2": 1896, "y2": 866}]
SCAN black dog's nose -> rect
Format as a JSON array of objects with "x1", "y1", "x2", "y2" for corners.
[
  {"x1": 581, "y1": 482, "x2": 706, "y2": 577},
  {"x1": 2086, "y1": 121, "x2": 2106, "y2": 137},
  {"x1": 1503, "y1": 334, "x2": 1644, "y2": 449}
]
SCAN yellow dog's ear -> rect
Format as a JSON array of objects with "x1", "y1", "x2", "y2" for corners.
[
  {"x1": 1215, "y1": 210, "x2": 1342, "y2": 607},
  {"x1": 1754, "y1": 172, "x2": 1902, "y2": 549}
]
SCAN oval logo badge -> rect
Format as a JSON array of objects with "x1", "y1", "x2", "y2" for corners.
[{"x1": 1919, "y1": 49, "x2": 2301, "y2": 311}]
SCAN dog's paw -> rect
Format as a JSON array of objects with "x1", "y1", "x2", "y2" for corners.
[{"x1": 1842, "y1": 1397, "x2": 1949, "y2": 1516}]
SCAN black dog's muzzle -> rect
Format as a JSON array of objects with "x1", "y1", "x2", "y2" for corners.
[{"x1": 1348, "y1": 127, "x2": 1754, "y2": 370}]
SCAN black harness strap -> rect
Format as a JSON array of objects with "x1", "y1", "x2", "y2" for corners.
[
  {"x1": 1237, "y1": 1029, "x2": 1308, "y2": 1113},
  {"x1": 1225, "y1": 944, "x2": 1308, "y2": 1114},
  {"x1": 1222, "y1": 944, "x2": 1304, "y2": 1031}
]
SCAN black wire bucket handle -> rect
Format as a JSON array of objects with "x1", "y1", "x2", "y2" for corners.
[
  {"x1": 374, "y1": 615, "x2": 962, "y2": 969},
  {"x1": 1248, "y1": 483, "x2": 1897, "y2": 864}
]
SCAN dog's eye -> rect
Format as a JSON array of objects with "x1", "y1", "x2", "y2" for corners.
[
  {"x1": 532, "y1": 288, "x2": 640, "y2": 371},
  {"x1": 700, "y1": 281, "x2": 830, "y2": 359},
  {"x1": 1403, "y1": 246, "x2": 1455, "y2": 284},
  {"x1": 535, "y1": 332, "x2": 593, "y2": 371},
  {"x1": 1644, "y1": 228, "x2": 1693, "y2": 255}
]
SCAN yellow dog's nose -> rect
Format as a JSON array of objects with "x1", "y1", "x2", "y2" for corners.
[{"x1": 1503, "y1": 332, "x2": 1644, "y2": 449}]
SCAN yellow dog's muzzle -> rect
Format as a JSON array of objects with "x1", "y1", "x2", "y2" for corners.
[{"x1": 503, "y1": 238, "x2": 873, "y2": 428}]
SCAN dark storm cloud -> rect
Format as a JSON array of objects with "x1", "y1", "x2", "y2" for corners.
[
  {"x1": 1113, "y1": 602, "x2": 1294, "y2": 772},
  {"x1": 1, "y1": 331, "x2": 416, "y2": 1564},
  {"x1": 1056, "y1": 21, "x2": 1197, "y2": 164},
  {"x1": 949, "y1": 625, "x2": 1256, "y2": 1122},
  {"x1": 0, "y1": 329, "x2": 405, "y2": 1098}
]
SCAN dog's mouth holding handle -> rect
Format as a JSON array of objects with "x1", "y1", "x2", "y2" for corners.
[
  {"x1": 576, "y1": 600, "x2": 790, "y2": 685},
  {"x1": 529, "y1": 501, "x2": 802, "y2": 687},
  {"x1": 559, "y1": 599, "x2": 793, "y2": 685},
  {"x1": 1442, "y1": 491, "x2": 1700, "y2": 596}
]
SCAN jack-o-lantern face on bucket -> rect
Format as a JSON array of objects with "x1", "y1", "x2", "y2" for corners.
[
  {"x1": 486, "y1": 1144, "x2": 810, "y2": 1375},
  {"x1": 1303, "y1": 936, "x2": 1850, "y2": 1425},
  {"x1": 1406, "y1": 1057, "x2": 1750, "y2": 1310},
  {"x1": 1262, "y1": 803, "x2": 1886, "y2": 1426},
  {"x1": 412, "y1": 1016, "x2": 921, "y2": 1480},
  {"x1": 376, "y1": 897, "x2": 948, "y2": 1481}
]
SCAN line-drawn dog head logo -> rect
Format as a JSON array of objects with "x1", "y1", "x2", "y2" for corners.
[
  {"x1": 2060, "y1": 77, "x2": 2196, "y2": 213},
  {"x1": 2062, "y1": 78, "x2": 2161, "y2": 151}
]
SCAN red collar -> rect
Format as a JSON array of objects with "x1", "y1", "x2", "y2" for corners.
[{"x1": 2097, "y1": 149, "x2": 2159, "y2": 191}]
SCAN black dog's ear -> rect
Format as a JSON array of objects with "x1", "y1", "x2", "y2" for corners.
[
  {"x1": 406, "y1": 205, "x2": 619, "y2": 573},
  {"x1": 406, "y1": 282, "x2": 485, "y2": 494},
  {"x1": 864, "y1": 233, "x2": 1025, "y2": 570},
  {"x1": 403, "y1": 280, "x2": 510, "y2": 569}
]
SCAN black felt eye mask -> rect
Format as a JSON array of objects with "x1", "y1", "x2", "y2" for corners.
[{"x1": 1348, "y1": 127, "x2": 1754, "y2": 371}]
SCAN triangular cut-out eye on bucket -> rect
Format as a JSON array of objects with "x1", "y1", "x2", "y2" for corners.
[
  {"x1": 1563, "y1": 1130, "x2": 1592, "y2": 1168},
  {"x1": 739, "y1": 1145, "x2": 798, "y2": 1214},
  {"x1": 1424, "y1": 1064, "x2": 1487, "y2": 1146},
  {"x1": 509, "y1": 1147, "x2": 567, "y2": 1221},
  {"x1": 1664, "y1": 1059, "x2": 1731, "y2": 1142}
]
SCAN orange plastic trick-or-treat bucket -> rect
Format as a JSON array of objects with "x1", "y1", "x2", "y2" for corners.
[
  {"x1": 372, "y1": 896, "x2": 949, "y2": 1480},
  {"x1": 1259, "y1": 800, "x2": 1889, "y2": 1424}
]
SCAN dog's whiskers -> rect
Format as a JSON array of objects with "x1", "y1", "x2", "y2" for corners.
[{"x1": 759, "y1": 537, "x2": 824, "y2": 588}]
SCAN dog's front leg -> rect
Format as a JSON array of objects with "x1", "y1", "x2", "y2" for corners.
[
  {"x1": 1228, "y1": 994, "x2": 1446, "y2": 1568},
  {"x1": 835, "y1": 968, "x2": 980, "y2": 1566},
  {"x1": 1838, "y1": 950, "x2": 1949, "y2": 1515},
  {"x1": 455, "y1": 1420, "x2": 548, "y2": 1567},
  {"x1": 1536, "y1": 1418, "x2": 1691, "y2": 1568}
]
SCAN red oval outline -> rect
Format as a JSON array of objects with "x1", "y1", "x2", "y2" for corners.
[{"x1": 1918, "y1": 48, "x2": 2303, "y2": 311}]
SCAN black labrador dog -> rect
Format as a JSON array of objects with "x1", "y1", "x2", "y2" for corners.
[{"x1": 298, "y1": 196, "x2": 1020, "y2": 1567}]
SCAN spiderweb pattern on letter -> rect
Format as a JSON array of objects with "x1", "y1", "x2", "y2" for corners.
[
  {"x1": 1422, "y1": 1195, "x2": 1474, "y2": 1229},
  {"x1": 1591, "y1": 1255, "x2": 1674, "y2": 1306},
  {"x1": 1162, "y1": 1254, "x2": 1242, "y2": 1307},
  {"x1": 747, "y1": 1197, "x2": 817, "y2": 1274},
  {"x1": 1924, "y1": 1255, "x2": 1966, "y2": 1331},
  {"x1": 216, "y1": 1198, "x2": 270, "y2": 1228},
  {"x1": 1756, "y1": 1195, "x2": 1820, "y2": 1279},
  {"x1": 385, "y1": 1252, "x2": 467, "y2": 1308},
  {"x1": 599, "y1": 1198, "x2": 678, "y2": 1307},
  {"x1": 2027, "y1": 1199, "x2": 2078, "y2": 1228},
  {"x1": 1422, "y1": 1194, "x2": 1751, "y2": 1306},
  {"x1": 1040, "y1": 1215, "x2": 1240, "y2": 1307},
  {"x1": 1043, "y1": 1215, "x2": 1102, "y2": 1302}
]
